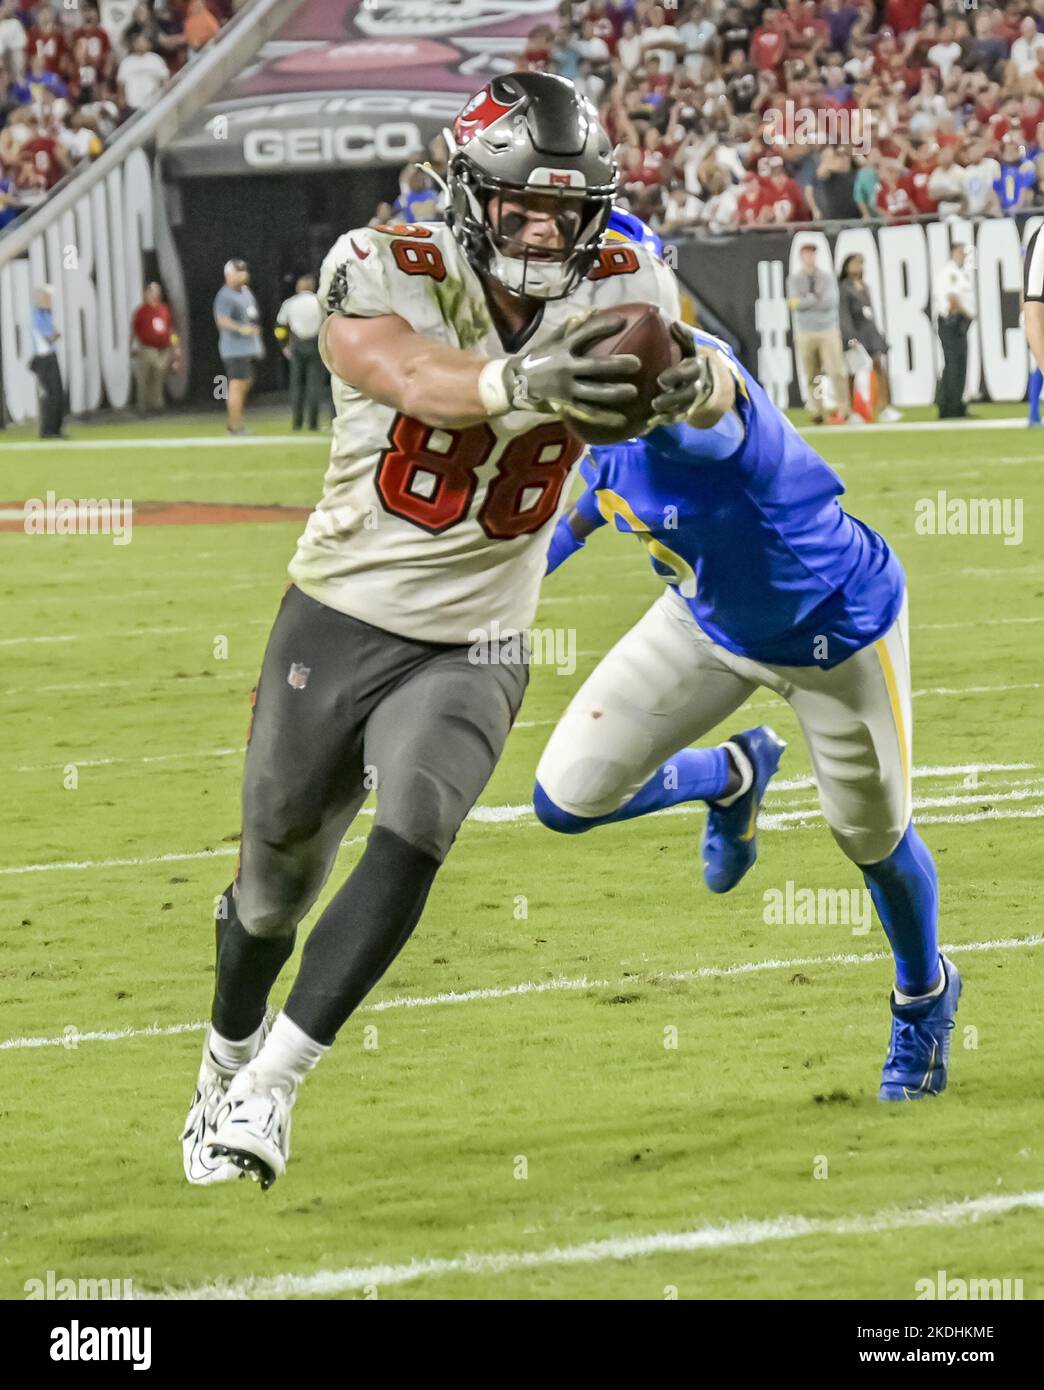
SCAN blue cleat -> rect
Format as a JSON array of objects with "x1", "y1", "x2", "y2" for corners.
[
  {"x1": 701, "y1": 725, "x2": 786, "y2": 894},
  {"x1": 879, "y1": 955, "x2": 961, "y2": 1101}
]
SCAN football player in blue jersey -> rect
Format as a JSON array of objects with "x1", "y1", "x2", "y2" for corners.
[{"x1": 534, "y1": 320, "x2": 961, "y2": 1103}]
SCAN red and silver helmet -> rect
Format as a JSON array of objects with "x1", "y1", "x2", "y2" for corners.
[{"x1": 445, "y1": 72, "x2": 618, "y2": 300}]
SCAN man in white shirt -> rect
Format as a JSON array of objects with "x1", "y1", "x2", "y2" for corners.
[
  {"x1": 0, "y1": 0, "x2": 28, "y2": 81},
  {"x1": 575, "y1": 19, "x2": 610, "y2": 65},
  {"x1": 933, "y1": 243, "x2": 976, "y2": 419},
  {"x1": 275, "y1": 273, "x2": 329, "y2": 431},
  {"x1": 659, "y1": 182, "x2": 705, "y2": 233},
  {"x1": 677, "y1": 8, "x2": 719, "y2": 82},
  {"x1": 1010, "y1": 16, "x2": 1044, "y2": 77},
  {"x1": 701, "y1": 168, "x2": 740, "y2": 234},
  {"x1": 960, "y1": 141, "x2": 1001, "y2": 216},
  {"x1": 642, "y1": 4, "x2": 685, "y2": 73},
  {"x1": 927, "y1": 143, "x2": 966, "y2": 217},
  {"x1": 927, "y1": 23, "x2": 963, "y2": 82},
  {"x1": 116, "y1": 34, "x2": 169, "y2": 113}
]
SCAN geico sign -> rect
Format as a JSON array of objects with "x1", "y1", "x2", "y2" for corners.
[{"x1": 244, "y1": 123, "x2": 423, "y2": 167}]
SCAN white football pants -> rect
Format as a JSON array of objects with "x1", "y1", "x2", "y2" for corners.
[{"x1": 537, "y1": 588, "x2": 912, "y2": 866}]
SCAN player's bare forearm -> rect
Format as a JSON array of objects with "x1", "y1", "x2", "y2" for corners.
[
  {"x1": 322, "y1": 312, "x2": 490, "y2": 427},
  {"x1": 1025, "y1": 302, "x2": 1044, "y2": 373}
]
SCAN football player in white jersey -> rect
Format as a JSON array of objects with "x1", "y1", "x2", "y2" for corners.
[{"x1": 181, "y1": 73, "x2": 695, "y2": 1190}]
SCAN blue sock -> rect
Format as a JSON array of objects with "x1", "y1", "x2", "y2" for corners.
[
  {"x1": 860, "y1": 824, "x2": 940, "y2": 997},
  {"x1": 534, "y1": 747, "x2": 733, "y2": 834},
  {"x1": 1029, "y1": 367, "x2": 1042, "y2": 423}
]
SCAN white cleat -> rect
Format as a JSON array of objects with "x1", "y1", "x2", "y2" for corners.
[
  {"x1": 207, "y1": 1068, "x2": 296, "y2": 1192},
  {"x1": 181, "y1": 1021, "x2": 269, "y2": 1185},
  {"x1": 182, "y1": 1033, "x2": 242, "y2": 1185}
]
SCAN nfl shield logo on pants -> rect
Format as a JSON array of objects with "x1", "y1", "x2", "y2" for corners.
[{"x1": 287, "y1": 662, "x2": 310, "y2": 690}]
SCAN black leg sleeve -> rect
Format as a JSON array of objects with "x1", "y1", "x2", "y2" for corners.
[
  {"x1": 211, "y1": 883, "x2": 297, "y2": 1040},
  {"x1": 283, "y1": 827, "x2": 440, "y2": 1046}
]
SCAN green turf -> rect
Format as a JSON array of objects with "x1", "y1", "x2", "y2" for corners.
[{"x1": 1, "y1": 407, "x2": 1042, "y2": 1301}]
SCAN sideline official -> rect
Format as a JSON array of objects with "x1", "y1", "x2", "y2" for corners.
[
  {"x1": 275, "y1": 274, "x2": 328, "y2": 431},
  {"x1": 934, "y1": 244, "x2": 976, "y2": 420}
]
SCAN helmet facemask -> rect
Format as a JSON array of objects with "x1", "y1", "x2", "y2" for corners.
[
  {"x1": 444, "y1": 74, "x2": 618, "y2": 301},
  {"x1": 455, "y1": 164, "x2": 612, "y2": 299}
]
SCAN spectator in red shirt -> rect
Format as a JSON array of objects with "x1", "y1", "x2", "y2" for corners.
[
  {"x1": 642, "y1": 54, "x2": 674, "y2": 101},
  {"x1": 587, "y1": 1, "x2": 618, "y2": 57},
  {"x1": 521, "y1": 24, "x2": 554, "y2": 72},
  {"x1": 17, "y1": 116, "x2": 69, "y2": 190},
  {"x1": 131, "y1": 282, "x2": 178, "y2": 414},
  {"x1": 737, "y1": 165, "x2": 770, "y2": 223},
  {"x1": 875, "y1": 161, "x2": 915, "y2": 221},
  {"x1": 905, "y1": 141, "x2": 940, "y2": 213},
  {"x1": 782, "y1": 0, "x2": 829, "y2": 62},
  {"x1": 71, "y1": 5, "x2": 113, "y2": 92},
  {"x1": 764, "y1": 157, "x2": 809, "y2": 221},
  {"x1": 26, "y1": 6, "x2": 67, "y2": 75},
  {"x1": 1020, "y1": 95, "x2": 1044, "y2": 145},
  {"x1": 885, "y1": 0, "x2": 925, "y2": 36},
  {"x1": 751, "y1": 10, "x2": 789, "y2": 72}
]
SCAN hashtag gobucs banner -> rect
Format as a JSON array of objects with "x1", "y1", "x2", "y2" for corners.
[
  {"x1": 165, "y1": 0, "x2": 560, "y2": 177},
  {"x1": 673, "y1": 216, "x2": 1042, "y2": 409}
]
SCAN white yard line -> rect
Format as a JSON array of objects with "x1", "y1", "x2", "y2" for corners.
[
  {"x1": 3, "y1": 933, "x2": 1040, "y2": 1054},
  {"x1": 2, "y1": 771, "x2": 1039, "y2": 875},
  {"x1": 143, "y1": 1188, "x2": 1044, "y2": 1300}
]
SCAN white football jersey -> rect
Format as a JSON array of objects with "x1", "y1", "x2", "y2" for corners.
[{"x1": 290, "y1": 220, "x2": 680, "y2": 643}]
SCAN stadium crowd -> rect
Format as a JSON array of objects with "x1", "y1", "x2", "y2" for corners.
[
  {"x1": 0, "y1": 0, "x2": 235, "y2": 228},
  {"x1": 376, "y1": 0, "x2": 1044, "y2": 237}
]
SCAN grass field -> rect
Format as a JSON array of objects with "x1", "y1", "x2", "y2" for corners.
[{"x1": 1, "y1": 404, "x2": 1042, "y2": 1301}]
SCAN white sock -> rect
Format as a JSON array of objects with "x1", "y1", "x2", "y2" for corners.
[
  {"x1": 712, "y1": 741, "x2": 754, "y2": 808},
  {"x1": 894, "y1": 962, "x2": 945, "y2": 1006},
  {"x1": 209, "y1": 1023, "x2": 264, "y2": 1072},
  {"x1": 247, "y1": 1011, "x2": 329, "y2": 1091}
]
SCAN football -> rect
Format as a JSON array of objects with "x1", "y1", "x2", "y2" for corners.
[{"x1": 567, "y1": 302, "x2": 684, "y2": 445}]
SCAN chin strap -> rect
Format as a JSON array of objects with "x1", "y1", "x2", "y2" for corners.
[{"x1": 416, "y1": 160, "x2": 451, "y2": 201}]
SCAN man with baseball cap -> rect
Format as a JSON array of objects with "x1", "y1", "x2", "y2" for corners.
[
  {"x1": 213, "y1": 257, "x2": 263, "y2": 434},
  {"x1": 787, "y1": 241, "x2": 850, "y2": 425}
]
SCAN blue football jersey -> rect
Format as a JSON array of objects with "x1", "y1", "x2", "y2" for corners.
[{"x1": 574, "y1": 331, "x2": 906, "y2": 668}]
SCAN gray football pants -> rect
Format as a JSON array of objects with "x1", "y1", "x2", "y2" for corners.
[{"x1": 235, "y1": 585, "x2": 529, "y2": 938}]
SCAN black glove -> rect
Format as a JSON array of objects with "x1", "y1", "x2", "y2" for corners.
[{"x1": 502, "y1": 314, "x2": 640, "y2": 429}]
